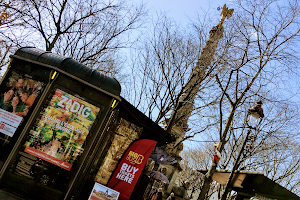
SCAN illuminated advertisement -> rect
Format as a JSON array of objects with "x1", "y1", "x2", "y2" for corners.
[
  {"x1": 0, "y1": 71, "x2": 44, "y2": 137},
  {"x1": 24, "y1": 89, "x2": 100, "y2": 171}
]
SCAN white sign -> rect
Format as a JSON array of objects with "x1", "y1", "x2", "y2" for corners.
[
  {"x1": 0, "y1": 108, "x2": 22, "y2": 137},
  {"x1": 88, "y1": 182, "x2": 120, "y2": 200}
]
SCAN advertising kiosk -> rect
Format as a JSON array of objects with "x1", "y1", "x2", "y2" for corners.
[
  {"x1": 0, "y1": 47, "x2": 123, "y2": 200},
  {"x1": 0, "y1": 47, "x2": 172, "y2": 200}
]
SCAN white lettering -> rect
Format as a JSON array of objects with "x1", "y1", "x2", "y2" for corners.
[
  {"x1": 78, "y1": 104, "x2": 84, "y2": 115},
  {"x1": 116, "y1": 173, "x2": 125, "y2": 180},
  {"x1": 128, "y1": 177, "x2": 133, "y2": 184},
  {"x1": 57, "y1": 96, "x2": 68, "y2": 108},
  {"x1": 70, "y1": 101, "x2": 80, "y2": 112},
  {"x1": 82, "y1": 107, "x2": 91, "y2": 118},
  {"x1": 57, "y1": 96, "x2": 91, "y2": 118},
  {"x1": 127, "y1": 166, "x2": 133, "y2": 173},
  {"x1": 66, "y1": 98, "x2": 72, "y2": 106},
  {"x1": 133, "y1": 167, "x2": 139, "y2": 175},
  {"x1": 121, "y1": 163, "x2": 128, "y2": 171},
  {"x1": 116, "y1": 163, "x2": 138, "y2": 184}
]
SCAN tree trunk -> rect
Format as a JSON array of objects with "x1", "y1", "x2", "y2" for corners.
[{"x1": 198, "y1": 163, "x2": 217, "y2": 200}]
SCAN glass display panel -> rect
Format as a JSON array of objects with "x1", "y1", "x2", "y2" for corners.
[
  {"x1": 24, "y1": 89, "x2": 100, "y2": 171},
  {"x1": 0, "y1": 71, "x2": 44, "y2": 137}
]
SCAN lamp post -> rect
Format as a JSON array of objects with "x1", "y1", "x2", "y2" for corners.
[{"x1": 220, "y1": 101, "x2": 264, "y2": 200}]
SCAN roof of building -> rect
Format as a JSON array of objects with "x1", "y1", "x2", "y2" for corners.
[
  {"x1": 117, "y1": 97, "x2": 172, "y2": 146},
  {"x1": 198, "y1": 169, "x2": 300, "y2": 200},
  {"x1": 12, "y1": 47, "x2": 121, "y2": 99}
]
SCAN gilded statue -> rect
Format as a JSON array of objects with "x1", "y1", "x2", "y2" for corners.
[{"x1": 220, "y1": 4, "x2": 234, "y2": 24}]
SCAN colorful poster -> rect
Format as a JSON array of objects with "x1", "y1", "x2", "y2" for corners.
[
  {"x1": 24, "y1": 89, "x2": 100, "y2": 171},
  {"x1": 88, "y1": 182, "x2": 120, "y2": 200},
  {"x1": 107, "y1": 139, "x2": 157, "y2": 200},
  {"x1": 0, "y1": 71, "x2": 44, "y2": 137}
]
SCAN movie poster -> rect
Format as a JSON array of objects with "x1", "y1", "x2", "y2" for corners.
[
  {"x1": 0, "y1": 71, "x2": 44, "y2": 137},
  {"x1": 24, "y1": 89, "x2": 100, "y2": 171}
]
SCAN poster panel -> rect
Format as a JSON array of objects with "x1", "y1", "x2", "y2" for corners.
[
  {"x1": 24, "y1": 89, "x2": 100, "y2": 171},
  {"x1": 107, "y1": 139, "x2": 157, "y2": 200},
  {"x1": 88, "y1": 182, "x2": 120, "y2": 200},
  {"x1": 0, "y1": 71, "x2": 44, "y2": 137}
]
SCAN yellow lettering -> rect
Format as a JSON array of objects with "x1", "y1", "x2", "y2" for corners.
[
  {"x1": 136, "y1": 155, "x2": 144, "y2": 164},
  {"x1": 126, "y1": 151, "x2": 144, "y2": 165}
]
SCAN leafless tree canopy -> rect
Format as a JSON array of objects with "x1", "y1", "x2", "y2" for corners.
[
  {"x1": 124, "y1": 0, "x2": 300, "y2": 198},
  {"x1": 124, "y1": 14, "x2": 202, "y2": 124},
  {"x1": 0, "y1": 0, "x2": 145, "y2": 76},
  {"x1": 1, "y1": 0, "x2": 300, "y2": 198},
  {"x1": 197, "y1": 0, "x2": 300, "y2": 198}
]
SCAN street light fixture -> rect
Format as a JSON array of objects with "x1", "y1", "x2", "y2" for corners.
[{"x1": 220, "y1": 101, "x2": 264, "y2": 200}]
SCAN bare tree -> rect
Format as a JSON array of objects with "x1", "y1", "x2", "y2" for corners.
[
  {"x1": 0, "y1": 0, "x2": 145, "y2": 76},
  {"x1": 124, "y1": 14, "x2": 203, "y2": 124},
  {"x1": 195, "y1": 0, "x2": 300, "y2": 198},
  {"x1": 126, "y1": 0, "x2": 300, "y2": 199},
  {"x1": 0, "y1": 1, "x2": 27, "y2": 71},
  {"x1": 177, "y1": 146, "x2": 212, "y2": 199}
]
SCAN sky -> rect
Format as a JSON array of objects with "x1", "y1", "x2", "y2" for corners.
[
  {"x1": 127, "y1": 0, "x2": 300, "y2": 148},
  {"x1": 137, "y1": 0, "x2": 235, "y2": 26},
  {"x1": 127, "y1": 0, "x2": 237, "y2": 146}
]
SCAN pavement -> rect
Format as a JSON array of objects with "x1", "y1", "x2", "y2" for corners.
[{"x1": 0, "y1": 190, "x2": 25, "y2": 200}]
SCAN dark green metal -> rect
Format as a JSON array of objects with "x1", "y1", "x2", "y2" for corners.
[{"x1": 12, "y1": 47, "x2": 121, "y2": 98}]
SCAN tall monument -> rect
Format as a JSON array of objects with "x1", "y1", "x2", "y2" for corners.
[{"x1": 162, "y1": 4, "x2": 234, "y2": 199}]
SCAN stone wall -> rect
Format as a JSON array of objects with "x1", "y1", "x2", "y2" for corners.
[{"x1": 94, "y1": 118, "x2": 142, "y2": 185}]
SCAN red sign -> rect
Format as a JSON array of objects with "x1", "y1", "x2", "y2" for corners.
[{"x1": 107, "y1": 139, "x2": 157, "y2": 200}]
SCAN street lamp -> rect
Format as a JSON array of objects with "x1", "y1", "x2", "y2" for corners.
[{"x1": 220, "y1": 101, "x2": 264, "y2": 200}]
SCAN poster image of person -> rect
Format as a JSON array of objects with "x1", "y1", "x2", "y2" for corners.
[
  {"x1": 11, "y1": 95, "x2": 19, "y2": 113},
  {"x1": 0, "y1": 71, "x2": 44, "y2": 137},
  {"x1": 14, "y1": 89, "x2": 36, "y2": 117},
  {"x1": 0, "y1": 88, "x2": 15, "y2": 111},
  {"x1": 2, "y1": 71, "x2": 44, "y2": 117},
  {"x1": 14, "y1": 78, "x2": 24, "y2": 91}
]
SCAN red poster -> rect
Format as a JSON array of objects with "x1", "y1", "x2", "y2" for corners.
[{"x1": 107, "y1": 139, "x2": 157, "y2": 200}]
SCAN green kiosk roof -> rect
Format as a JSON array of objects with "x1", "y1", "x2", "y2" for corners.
[{"x1": 13, "y1": 47, "x2": 121, "y2": 99}]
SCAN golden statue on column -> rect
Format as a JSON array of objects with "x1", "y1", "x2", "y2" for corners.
[{"x1": 220, "y1": 4, "x2": 234, "y2": 24}]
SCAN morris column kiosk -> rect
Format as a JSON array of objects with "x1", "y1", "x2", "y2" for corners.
[{"x1": 0, "y1": 47, "x2": 121, "y2": 200}]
